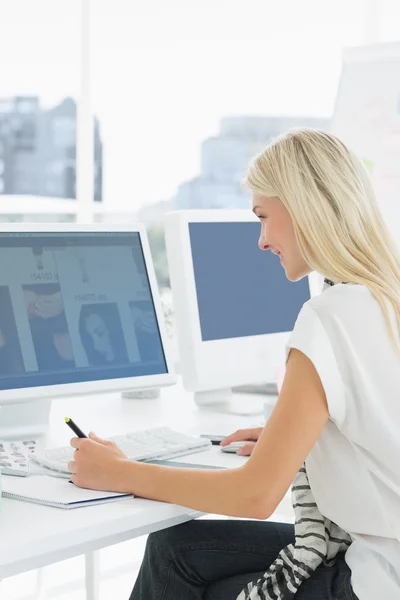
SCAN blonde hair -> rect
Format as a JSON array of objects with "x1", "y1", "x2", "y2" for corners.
[{"x1": 245, "y1": 128, "x2": 400, "y2": 357}]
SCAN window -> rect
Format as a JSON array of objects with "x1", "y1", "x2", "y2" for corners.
[
  {"x1": 90, "y1": 0, "x2": 363, "y2": 293},
  {"x1": 0, "y1": 0, "x2": 101, "y2": 217}
]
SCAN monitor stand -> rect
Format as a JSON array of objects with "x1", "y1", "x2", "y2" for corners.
[
  {"x1": 0, "y1": 399, "x2": 51, "y2": 440},
  {"x1": 194, "y1": 389, "x2": 265, "y2": 416}
]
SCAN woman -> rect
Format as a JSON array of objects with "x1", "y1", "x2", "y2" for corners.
[
  {"x1": 68, "y1": 129, "x2": 400, "y2": 600},
  {"x1": 78, "y1": 303, "x2": 129, "y2": 366}
]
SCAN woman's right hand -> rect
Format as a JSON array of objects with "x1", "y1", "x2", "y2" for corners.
[
  {"x1": 32, "y1": 291, "x2": 63, "y2": 319},
  {"x1": 220, "y1": 427, "x2": 263, "y2": 456}
]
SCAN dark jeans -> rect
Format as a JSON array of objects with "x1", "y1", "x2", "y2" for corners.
[{"x1": 129, "y1": 519, "x2": 358, "y2": 600}]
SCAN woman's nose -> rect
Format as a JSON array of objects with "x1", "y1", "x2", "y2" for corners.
[{"x1": 258, "y1": 240, "x2": 270, "y2": 251}]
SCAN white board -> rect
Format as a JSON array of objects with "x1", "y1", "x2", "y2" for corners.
[{"x1": 331, "y1": 42, "x2": 400, "y2": 244}]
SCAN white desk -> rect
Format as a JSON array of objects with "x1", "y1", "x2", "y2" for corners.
[{"x1": 0, "y1": 382, "x2": 290, "y2": 599}]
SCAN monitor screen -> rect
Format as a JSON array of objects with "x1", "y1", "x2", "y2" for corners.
[
  {"x1": 189, "y1": 222, "x2": 310, "y2": 342},
  {"x1": 0, "y1": 232, "x2": 167, "y2": 390}
]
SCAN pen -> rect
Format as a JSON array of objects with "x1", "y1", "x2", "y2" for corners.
[{"x1": 65, "y1": 417, "x2": 88, "y2": 438}]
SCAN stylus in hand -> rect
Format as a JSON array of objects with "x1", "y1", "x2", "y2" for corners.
[{"x1": 65, "y1": 417, "x2": 88, "y2": 438}]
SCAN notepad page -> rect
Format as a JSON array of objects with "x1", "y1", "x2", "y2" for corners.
[{"x1": 2, "y1": 475, "x2": 132, "y2": 505}]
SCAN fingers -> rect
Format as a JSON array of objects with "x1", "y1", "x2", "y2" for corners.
[
  {"x1": 71, "y1": 433, "x2": 116, "y2": 452},
  {"x1": 70, "y1": 473, "x2": 82, "y2": 487},
  {"x1": 89, "y1": 432, "x2": 113, "y2": 446},
  {"x1": 70, "y1": 436, "x2": 98, "y2": 449},
  {"x1": 68, "y1": 460, "x2": 76, "y2": 473},
  {"x1": 237, "y1": 442, "x2": 256, "y2": 456},
  {"x1": 220, "y1": 428, "x2": 261, "y2": 446}
]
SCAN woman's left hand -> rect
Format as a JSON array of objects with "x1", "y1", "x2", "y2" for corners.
[{"x1": 69, "y1": 433, "x2": 131, "y2": 492}]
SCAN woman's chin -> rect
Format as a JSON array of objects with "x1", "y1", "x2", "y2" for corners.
[
  {"x1": 285, "y1": 264, "x2": 311, "y2": 283},
  {"x1": 282, "y1": 261, "x2": 297, "y2": 282}
]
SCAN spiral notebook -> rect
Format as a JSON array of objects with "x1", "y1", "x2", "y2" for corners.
[{"x1": 2, "y1": 475, "x2": 133, "y2": 509}]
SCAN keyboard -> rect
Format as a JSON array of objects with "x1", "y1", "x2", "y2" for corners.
[{"x1": 30, "y1": 426, "x2": 212, "y2": 476}]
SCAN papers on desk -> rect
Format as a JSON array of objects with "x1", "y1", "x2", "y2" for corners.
[
  {"x1": 2, "y1": 475, "x2": 133, "y2": 509},
  {"x1": 0, "y1": 440, "x2": 37, "y2": 477}
]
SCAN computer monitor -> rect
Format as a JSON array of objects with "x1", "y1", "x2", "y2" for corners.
[
  {"x1": 165, "y1": 210, "x2": 317, "y2": 411},
  {"x1": 0, "y1": 224, "x2": 175, "y2": 438}
]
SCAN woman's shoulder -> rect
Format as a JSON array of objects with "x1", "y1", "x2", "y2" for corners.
[
  {"x1": 302, "y1": 283, "x2": 373, "y2": 321},
  {"x1": 310, "y1": 282, "x2": 370, "y2": 305}
]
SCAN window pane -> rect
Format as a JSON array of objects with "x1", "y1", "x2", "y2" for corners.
[
  {"x1": 91, "y1": 0, "x2": 362, "y2": 291},
  {"x1": 0, "y1": 0, "x2": 101, "y2": 216},
  {"x1": 90, "y1": 0, "x2": 362, "y2": 209}
]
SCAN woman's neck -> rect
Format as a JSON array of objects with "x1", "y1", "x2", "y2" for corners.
[{"x1": 323, "y1": 278, "x2": 350, "y2": 286}]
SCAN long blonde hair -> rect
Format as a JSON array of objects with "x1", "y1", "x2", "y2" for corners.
[{"x1": 245, "y1": 128, "x2": 400, "y2": 357}]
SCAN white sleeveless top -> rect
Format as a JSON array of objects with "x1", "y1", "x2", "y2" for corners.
[{"x1": 287, "y1": 281, "x2": 400, "y2": 600}]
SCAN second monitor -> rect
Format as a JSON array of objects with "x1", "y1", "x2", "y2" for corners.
[{"x1": 165, "y1": 209, "x2": 312, "y2": 409}]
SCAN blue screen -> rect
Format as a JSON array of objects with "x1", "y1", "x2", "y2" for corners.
[
  {"x1": 0, "y1": 232, "x2": 167, "y2": 390},
  {"x1": 189, "y1": 222, "x2": 310, "y2": 342}
]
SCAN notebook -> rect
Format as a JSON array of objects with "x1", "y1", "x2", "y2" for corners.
[{"x1": 2, "y1": 475, "x2": 133, "y2": 509}]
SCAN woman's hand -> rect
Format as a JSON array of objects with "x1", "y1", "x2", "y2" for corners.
[
  {"x1": 24, "y1": 290, "x2": 64, "y2": 319},
  {"x1": 32, "y1": 291, "x2": 64, "y2": 319},
  {"x1": 220, "y1": 427, "x2": 263, "y2": 456},
  {"x1": 68, "y1": 433, "x2": 131, "y2": 492}
]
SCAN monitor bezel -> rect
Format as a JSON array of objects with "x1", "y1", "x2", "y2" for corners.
[
  {"x1": 0, "y1": 222, "x2": 175, "y2": 404},
  {"x1": 165, "y1": 209, "x2": 314, "y2": 393}
]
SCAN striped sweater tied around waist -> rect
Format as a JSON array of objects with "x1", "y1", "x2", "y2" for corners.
[{"x1": 237, "y1": 464, "x2": 352, "y2": 599}]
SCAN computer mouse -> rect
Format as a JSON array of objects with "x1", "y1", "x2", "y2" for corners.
[{"x1": 220, "y1": 441, "x2": 248, "y2": 453}]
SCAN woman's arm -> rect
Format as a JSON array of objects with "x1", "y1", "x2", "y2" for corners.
[
  {"x1": 70, "y1": 347, "x2": 329, "y2": 520},
  {"x1": 123, "y1": 461, "x2": 262, "y2": 518}
]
